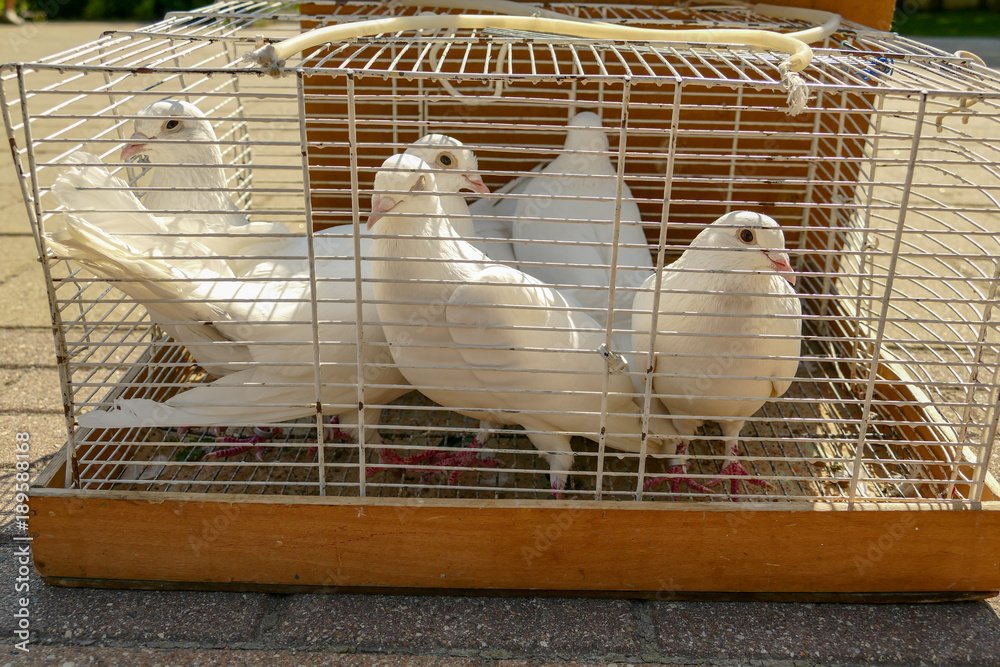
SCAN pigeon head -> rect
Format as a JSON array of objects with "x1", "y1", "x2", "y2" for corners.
[
  {"x1": 121, "y1": 99, "x2": 223, "y2": 164},
  {"x1": 552, "y1": 111, "x2": 612, "y2": 177},
  {"x1": 368, "y1": 153, "x2": 442, "y2": 229},
  {"x1": 563, "y1": 111, "x2": 610, "y2": 153},
  {"x1": 688, "y1": 211, "x2": 796, "y2": 286},
  {"x1": 404, "y1": 134, "x2": 490, "y2": 195}
]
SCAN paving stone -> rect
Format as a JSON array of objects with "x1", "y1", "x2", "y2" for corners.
[
  {"x1": 0, "y1": 412, "x2": 63, "y2": 467},
  {"x1": 651, "y1": 599, "x2": 1000, "y2": 665},
  {"x1": 0, "y1": 236, "x2": 40, "y2": 284},
  {"x1": 497, "y1": 662, "x2": 661, "y2": 667},
  {"x1": 0, "y1": 413, "x2": 62, "y2": 532},
  {"x1": 0, "y1": 196, "x2": 32, "y2": 236},
  {"x1": 0, "y1": 546, "x2": 274, "y2": 647},
  {"x1": 0, "y1": 330, "x2": 59, "y2": 368},
  {"x1": 0, "y1": 536, "x2": 44, "y2": 647},
  {"x1": 0, "y1": 22, "x2": 146, "y2": 64},
  {"x1": 1, "y1": 647, "x2": 484, "y2": 666},
  {"x1": 0, "y1": 270, "x2": 50, "y2": 328},
  {"x1": 0, "y1": 368, "x2": 62, "y2": 413},
  {"x1": 278, "y1": 595, "x2": 643, "y2": 658}
]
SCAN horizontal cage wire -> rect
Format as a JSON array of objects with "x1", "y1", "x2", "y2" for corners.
[{"x1": 3, "y1": 0, "x2": 999, "y2": 507}]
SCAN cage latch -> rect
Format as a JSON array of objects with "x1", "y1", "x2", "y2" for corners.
[{"x1": 598, "y1": 343, "x2": 627, "y2": 373}]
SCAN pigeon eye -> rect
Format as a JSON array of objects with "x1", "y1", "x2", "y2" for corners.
[
  {"x1": 164, "y1": 119, "x2": 181, "y2": 132},
  {"x1": 410, "y1": 175, "x2": 426, "y2": 192},
  {"x1": 438, "y1": 153, "x2": 454, "y2": 168},
  {"x1": 738, "y1": 228, "x2": 755, "y2": 244}
]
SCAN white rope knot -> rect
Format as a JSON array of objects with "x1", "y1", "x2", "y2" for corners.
[
  {"x1": 778, "y1": 60, "x2": 809, "y2": 116},
  {"x1": 243, "y1": 43, "x2": 287, "y2": 78}
]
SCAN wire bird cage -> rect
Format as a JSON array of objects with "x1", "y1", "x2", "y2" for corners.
[{"x1": 7, "y1": 0, "x2": 1000, "y2": 597}]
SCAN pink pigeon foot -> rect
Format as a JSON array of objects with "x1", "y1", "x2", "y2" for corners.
[
  {"x1": 365, "y1": 446, "x2": 441, "y2": 478},
  {"x1": 308, "y1": 416, "x2": 356, "y2": 457},
  {"x1": 308, "y1": 417, "x2": 442, "y2": 475},
  {"x1": 427, "y1": 437, "x2": 499, "y2": 485},
  {"x1": 643, "y1": 466, "x2": 715, "y2": 495},
  {"x1": 642, "y1": 443, "x2": 714, "y2": 495},
  {"x1": 323, "y1": 415, "x2": 354, "y2": 443},
  {"x1": 710, "y1": 458, "x2": 773, "y2": 500},
  {"x1": 202, "y1": 427, "x2": 281, "y2": 461},
  {"x1": 408, "y1": 434, "x2": 499, "y2": 485},
  {"x1": 366, "y1": 430, "x2": 501, "y2": 484},
  {"x1": 202, "y1": 441, "x2": 263, "y2": 460}
]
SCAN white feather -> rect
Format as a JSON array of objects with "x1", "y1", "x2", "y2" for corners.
[
  {"x1": 509, "y1": 112, "x2": 654, "y2": 349},
  {"x1": 51, "y1": 213, "x2": 408, "y2": 431},
  {"x1": 632, "y1": 210, "x2": 802, "y2": 493},
  {"x1": 369, "y1": 153, "x2": 679, "y2": 491},
  {"x1": 47, "y1": 99, "x2": 412, "y2": 432}
]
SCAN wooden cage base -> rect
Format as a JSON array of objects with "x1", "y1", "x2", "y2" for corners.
[{"x1": 29, "y1": 450, "x2": 1000, "y2": 601}]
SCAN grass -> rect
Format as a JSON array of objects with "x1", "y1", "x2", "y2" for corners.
[{"x1": 893, "y1": 10, "x2": 1000, "y2": 36}]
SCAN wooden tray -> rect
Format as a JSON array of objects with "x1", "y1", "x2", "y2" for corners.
[{"x1": 28, "y1": 445, "x2": 1000, "y2": 600}]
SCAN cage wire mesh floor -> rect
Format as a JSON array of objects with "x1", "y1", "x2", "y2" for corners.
[
  {"x1": 75, "y1": 325, "x2": 958, "y2": 503},
  {"x1": 4, "y1": 1, "x2": 999, "y2": 509}
]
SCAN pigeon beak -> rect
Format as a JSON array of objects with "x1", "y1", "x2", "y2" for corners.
[
  {"x1": 464, "y1": 174, "x2": 490, "y2": 194},
  {"x1": 121, "y1": 132, "x2": 151, "y2": 162},
  {"x1": 367, "y1": 194, "x2": 398, "y2": 229},
  {"x1": 765, "y1": 251, "x2": 796, "y2": 286}
]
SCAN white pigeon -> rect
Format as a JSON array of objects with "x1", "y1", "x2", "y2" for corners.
[
  {"x1": 59, "y1": 110, "x2": 495, "y2": 376},
  {"x1": 406, "y1": 134, "x2": 533, "y2": 264},
  {"x1": 632, "y1": 211, "x2": 802, "y2": 497},
  {"x1": 466, "y1": 161, "x2": 538, "y2": 264},
  {"x1": 51, "y1": 128, "x2": 497, "y2": 471},
  {"x1": 122, "y1": 98, "x2": 247, "y2": 227},
  {"x1": 119, "y1": 98, "x2": 291, "y2": 268},
  {"x1": 510, "y1": 111, "x2": 653, "y2": 347},
  {"x1": 403, "y1": 133, "x2": 488, "y2": 243},
  {"x1": 49, "y1": 152, "x2": 252, "y2": 376},
  {"x1": 50, "y1": 151, "x2": 232, "y2": 277},
  {"x1": 49, "y1": 212, "x2": 410, "y2": 446},
  {"x1": 368, "y1": 153, "x2": 679, "y2": 494},
  {"x1": 236, "y1": 133, "x2": 492, "y2": 282},
  {"x1": 47, "y1": 102, "x2": 414, "y2": 451}
]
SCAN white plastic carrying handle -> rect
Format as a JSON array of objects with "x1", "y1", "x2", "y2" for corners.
[
  {"x1": 241, "y1": 3, "x2": 842, "y2": 114},
  {"x1": 390, "y1": 0, "x2": 840, "y2": 46}
]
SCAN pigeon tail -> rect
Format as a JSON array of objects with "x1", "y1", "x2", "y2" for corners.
[{"x1": 78, "y1": 398, "x2": 182, "y2": 429}]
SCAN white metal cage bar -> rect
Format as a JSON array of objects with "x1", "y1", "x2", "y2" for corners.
[{"x1": 3, "y1": 0, "x2": 998, "y2": 507}]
